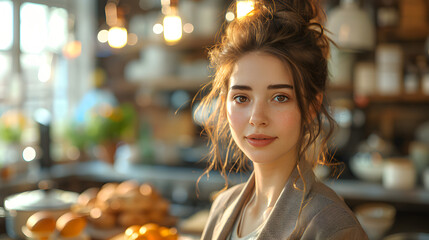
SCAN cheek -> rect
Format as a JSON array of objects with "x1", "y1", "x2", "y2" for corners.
[
  {"x1": 226, "y1": 102, "x2": 248, "y2": 134},
  {"x1": 277, "y1": 109, "x2": 302, "y2": 135}
]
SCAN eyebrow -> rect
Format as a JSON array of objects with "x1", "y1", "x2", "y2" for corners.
[
  {"x1": 230, "y1": 84, "x2": 294, "y2": 90},
  {"x1": 268, "y1": 84, "x2": 294, "y2": 90}
]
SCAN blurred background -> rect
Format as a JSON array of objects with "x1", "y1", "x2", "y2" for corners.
[{"x1": 0, "y1": 0, "x2": 428, "y2": 239}]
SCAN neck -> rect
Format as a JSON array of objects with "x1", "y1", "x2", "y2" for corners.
[
  {"x1": 252, "y1": 157, "x2": 297, "y2": 209},
  {"x1": 237, "y1": 157, "x2": 298, "y2": 237}
]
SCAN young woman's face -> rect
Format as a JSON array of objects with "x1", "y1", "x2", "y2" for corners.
[{"x1": 226, "y1": 52, "x2": 301, "y2": 166}]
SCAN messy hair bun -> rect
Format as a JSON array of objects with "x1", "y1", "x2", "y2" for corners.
[
  {"x1": 265, "y1": 0, "x2": 322, "y2": 23},
  {"x1": 197, "y1": 0, "x2": 335, "y2": 189}
]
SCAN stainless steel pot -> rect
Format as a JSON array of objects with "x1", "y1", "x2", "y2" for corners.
[{"x1": 2, "y1": 188, "x2": 78, "y2": 239}]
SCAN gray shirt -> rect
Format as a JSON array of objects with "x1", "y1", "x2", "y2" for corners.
[{"x1": 201, "y1": 160, "x2": 368, "y2": 240}]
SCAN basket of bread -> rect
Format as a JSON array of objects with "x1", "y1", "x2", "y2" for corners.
[{"x1": 74, "y1": 180, "x2": 177, "y2": 238}]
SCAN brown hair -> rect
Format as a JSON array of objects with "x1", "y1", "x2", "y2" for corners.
[{"x1": 195, "y1": 0, "x2": 336, "y2": 191}]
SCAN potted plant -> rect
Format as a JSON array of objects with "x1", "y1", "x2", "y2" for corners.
[
  {"x1": 0, "y1": 110, "x2": 27, "y2": 180},
  {"x1": 85, "y1": 103, "x2": 137, "y2": 164}
]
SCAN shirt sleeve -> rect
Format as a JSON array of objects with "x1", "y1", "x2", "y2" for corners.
[{"x1": 299, "y1": 203, "x2": 369, "y2": 240}]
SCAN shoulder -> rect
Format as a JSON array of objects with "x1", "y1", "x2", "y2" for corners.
[
  {"x1": 299, "y1": 181, "x2": 368, "y2": 239},
  {"x1": 201, "y1": 183, "x2": 246, "y2": 239},
  {"x1": 306, "y1": 181, "x2": 359, "y2": 224}
]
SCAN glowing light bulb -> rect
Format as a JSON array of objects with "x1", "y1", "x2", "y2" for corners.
[
  {"x1": 108, "y1": 27, "x2": 127, "y2": 48},
  {"x1": 153, "y1": 23, "x2": 163, "y2": 34},
  {"x1": 23, "y1": 146, "x2": 37, "y2": 162},
  {"x1": 97, "y1": 29, "x2": 109, "y2": 43},
  {"x1": 183, "y1": 23, "x2": 194, "y2": 34},
  {"x1": 163, "y1": 15, "x2": 182, "y2": 44},
  {"x1": 226, "y1": 11, "x2": 235, "y2": 22},
  {"x1": 236, "y1": 0, "x2": 255, "y2": 19}
]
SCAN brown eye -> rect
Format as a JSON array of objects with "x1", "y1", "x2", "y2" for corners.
[
  {"x1": 233, "y1": 95, "x2": 248, "y2": 103},
  {"x1": 273, "y1": 95, "x2": 288, "y2": 103}
]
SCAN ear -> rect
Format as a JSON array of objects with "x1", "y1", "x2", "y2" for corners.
[{"x1": 310, "y1": 93, "x2": 323, "y2": 120}]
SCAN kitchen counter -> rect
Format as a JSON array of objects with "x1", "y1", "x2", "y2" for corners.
[
  {"x1": 4, "y1": 160, "x2": 428, "y2": 205},
  {"x1": 1, "y1": 160, "x2": 429, "y2": 238},
  {"x1": 2, "y1": 160, "x2": 429, "y2": 210}
]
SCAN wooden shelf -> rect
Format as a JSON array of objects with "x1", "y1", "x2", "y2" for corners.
[
  {"x1": 107, "y1": 36, "x2": 215, "y2": 56},
  {"x1": 365, "y1": 94, "x2": 429, "y2": 104},
  {"x1": 326, "y1": 179, "x2": 429, "y2": 206},
  {"x1": 129, "y1": 76, "x2": 210, "y2": 91},
  {"x1": 378, "y1": 27, "x2": 429, "y2": 43}
]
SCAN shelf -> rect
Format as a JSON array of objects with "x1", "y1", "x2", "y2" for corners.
[
  {"x1": 107, "y1": 36, "x2": 215, "y2": 56},
  {"x1": 378, "y1": 27, "x2": 429, "y2": 43},
  {"x1": 130, "y1": 76, "x2": 210, "y2": 91},
  {"x1": 365, "y1": 94, "x2": 429, "y2": 104},
  {"x1": 111, "y1": 81, "x2": 140, "y2": 96},
  {"x1": 325, "y1": 179, "x2": 429, "y2": 206}
]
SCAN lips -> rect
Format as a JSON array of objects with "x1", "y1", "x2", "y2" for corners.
[{"x1": 245, "y1": 134, "x2": 277, "y2": 147}]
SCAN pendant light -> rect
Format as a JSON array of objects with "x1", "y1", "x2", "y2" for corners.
[
  {"x1": 162, "y1": 0, "x2": 182, "y2": 44},
  {"x1": 104, "y1": 1, "x2": 128, "y2": 49}
]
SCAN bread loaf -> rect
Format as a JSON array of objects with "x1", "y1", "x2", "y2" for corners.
[
  {"x1": 26, "y1": 211, "x2": 56, "y2": 234},
  {"x1": 56, "y1": 212, "x2": 87, "y2": 238}
]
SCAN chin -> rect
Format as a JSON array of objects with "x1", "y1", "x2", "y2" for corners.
[{"x1": 246, "y1": 153, "x2": 277, "y2": 164}]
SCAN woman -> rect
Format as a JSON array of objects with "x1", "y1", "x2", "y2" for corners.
[{"x1": 196, "y1": 0, "x2": 367, "y2": 239}]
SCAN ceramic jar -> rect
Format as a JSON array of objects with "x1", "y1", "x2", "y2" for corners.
[{"x1": 383, "y1": 158, "x2": 416, "y2": 190}]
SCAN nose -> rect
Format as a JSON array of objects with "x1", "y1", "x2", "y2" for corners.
[{"x1": 249, "y1": 101, "x2": 268, "y2": 126}]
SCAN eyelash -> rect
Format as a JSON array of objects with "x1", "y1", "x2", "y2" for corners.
[
  {"x1": 232, "y1": 94, "x2": 290, "y2": 104},
  {"x1": 273, "y1": 94, "x2": 289, "y2": 103},
  {"x1": 233, "y1": 95, "x2": 249, "y2": 104}
]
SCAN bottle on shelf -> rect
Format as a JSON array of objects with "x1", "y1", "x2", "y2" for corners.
[
  {"x1": 416, "y1": 55, "x2": 429, "y2": 95},
  {"x1": 376, "y1": 44, "x2": 403, "y2": 96},
  {"x1": 403, "y1": 61, "x2": 419, "y2": 95}
]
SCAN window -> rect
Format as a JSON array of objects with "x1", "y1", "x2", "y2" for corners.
[
  {"x1": 19, "y1": 2, "x2": 69, "y2": 115},
  {"x1": 0, "y1": 1, "x2": 13, "y2": 50},
  {"x1": 0, "y1": 1, "x2": 13, "y2": 103},
  {"x1": 0, "y1": 0, "x2": 95, "y2": 163},
  {"x1": 0, "y1": 0, "x2": 94, "y2": 127}
]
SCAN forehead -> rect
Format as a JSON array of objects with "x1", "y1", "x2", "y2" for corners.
[{"x1": 229, "y1": 52, "x2": 293, "y2": 87}]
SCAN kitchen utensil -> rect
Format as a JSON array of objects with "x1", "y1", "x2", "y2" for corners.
[
  {"x1": 409, "y1": 141, "x2": 429, "y2": 175},
  {"x1": 350, "y1": 152, "x2": 384, "y2": 182},
  {"x1": 2, "y1": 188, "x2": 78, "y2": 239},
  {"x1": 355, "y1": 203, "x2": 396, "y2": 240},
  {"x1": 383, "y1": 158, "x2": 416, "y2": 190}
]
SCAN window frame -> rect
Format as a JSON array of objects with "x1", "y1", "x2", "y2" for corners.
[{"x1": 2, "y1": 0, "x2": 95, "y2": 120}]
